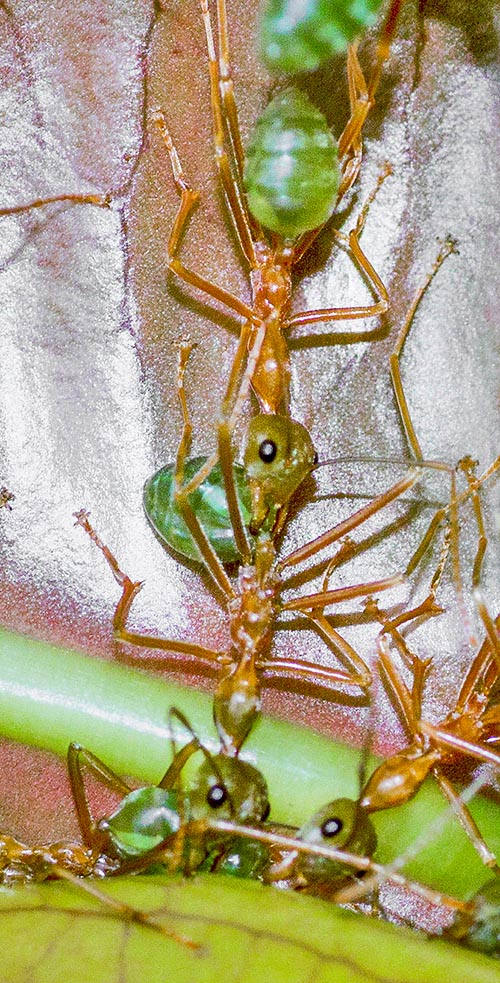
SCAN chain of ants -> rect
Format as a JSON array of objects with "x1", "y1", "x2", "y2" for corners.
[{"x1": 1, "y1": 0, "x2": 500, "y2": 954}]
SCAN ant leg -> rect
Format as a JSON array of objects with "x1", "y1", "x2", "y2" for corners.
[
  {"x1": 177, "y1": 322, "x2": 263, "y2": 566},
  {"x1": 280, "y1": 453, "x2": 478, "y2": 635},
  {"x1": 217, "y1": 412, "x2": 252, "y2": 564},
  {"x1": 278, "y1": 466, "x2": 421, "y2": 571},
  {"x1": 152, "y1": 112, "x2": 257, "y2": 322},
  {"x1": 456, "y1": 457, "x2": 489, "y2": 590},
  {"x1": 390, "y1": 237, "x2": 458, "y2": 461},
  {"x1": 173, "y1": 307, "x2": 263, "y2": 503},
  {"x1": 290, "y1": 166, "x2": 390, "y2": 321},
  {"x1": 67, "y1": 743, "x2": 133, "y2": 849},
  {"x1": 175, "y1": 321, "x2": 266, "y2": 504},
  {"x1": 421, "y1": 722, "x2": 500, "y2": 772},
  {"x1": 432, "y1": 768, "x2": 498, "y2": 868},
  {"x1": 0, "y1": 194, "x2": 111, "y2": 218},
  {"x1": 74, "y1": 509, "x2": 229, "y2": 667},
  {"x1": 170, "y1": 345, "x2": 241, "y2": 597},
  {"x1": 453, "y1": 612, "x2": 500, "y2": 718},
  {"x1": 260, "y1": 574, "x2": 409, "y2": 694},
  {"x1": 337, "y1": 0, "x2": 404, "y2": 185},
  {"x1": 337, "y1": 43, "x2": 366, "y2": 197},
  {"x1": 367, "y1": 597, "x2": 441, "y2": 721},
  {"x1": 474, "y1": 596, "x2": 500, "y2": 673},
  {"x1": 405, "y1": 456, "x2": 500, "y2": 652},
  {"x1": 274, "y1": 544, "x2": 437, "y2": 693},
  {"x1": 282, "y1": 572, "x2": 404, "y2": 613},
  {"x1": 262, "y1": 613, "x2": 372, "y2": 690},
  {"x1": 369, "y1": 527, "x2": 450, "y2": 663},
  {"x1": 199, "y1": 0, "x2": 261, "y2": 259},
  {"x1": 375, "y1": 629, "x2": 420, "y2": 736},
  {"x1": 456, "y1": 456, "x2": 500, "y2": 660},
  {"x1": 51, "y1": 865, "x2": 201, "y2": 951},
  {"x1": 213, "y1": 0, "x2": 246, "y2": 176},
  {"x1": 305, "y1": 612, "x2": 372, "y2": 689},
  {"x1": 386, "y1": 239, "x2": 479, "y2": 635},
  {"x1": 0, "y1": 487, "x2": 14, "y2": 510},
  {"x1": 158, "y1": 709, "x2": 208, "y2": 789}
]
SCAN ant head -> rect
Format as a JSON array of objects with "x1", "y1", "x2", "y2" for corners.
[
  {"x1": 188, "y1": 755, "x2": 270, "y2": 825},
  {"x1": 296, "y1": 797, "x2": 377, "y2": 886},
  {"x1": 162, "y1": 707, "x2": 270, "y2": 825},
  {"x1": 244, "y1": 414, "x2": 316, "y2": 533}
]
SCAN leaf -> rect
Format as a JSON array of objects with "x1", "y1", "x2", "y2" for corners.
[{"x1": 0, "y1": 873, "x2": 498, "y2": 983}]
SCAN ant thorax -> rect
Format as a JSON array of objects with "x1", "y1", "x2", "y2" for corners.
[
  {"x1": 249, "y1": 244, "x2": 293, "y2": 413},
  {"x1": 229, "y1": 559, "x2": 279, "y2": 655},
  {"x1": 250, "y1": 241, "x2": 293, "y2": 318}
]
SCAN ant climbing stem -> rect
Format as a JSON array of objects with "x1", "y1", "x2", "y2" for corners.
[
  {"x1": 75, "y1": 299, "x2": 500, "y2": 759},
  {"x1": 155, "y1": 83, "x2": 495, "y2": 643}
]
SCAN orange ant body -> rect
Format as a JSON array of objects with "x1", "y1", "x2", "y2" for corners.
[{"x1": 359, "y1": 596, "x2": 500, "y2": 869}]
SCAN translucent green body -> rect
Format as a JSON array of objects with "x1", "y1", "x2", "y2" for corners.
[
  {"x1": 104, "y1": 786, "x2": 181, "y2": 859},
  {"x1": 244, "y1": 88, "x2": 339, "y2": 239},
  {"x1": 143, "y1": 456, "x2": 254, "y2": 564},
  {"x1": 201, "y1": 838, "x2": 270, "y2": 879},
  {"x1": 260, "y1": 0, "x2": 384, "y2": 73}
]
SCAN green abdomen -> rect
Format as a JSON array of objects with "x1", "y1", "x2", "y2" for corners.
[
  {"x1": 144, "y1": 456, "x2": 253, "y2": 564},
  {"x1": 244, "y1": 88, "x2": 339, "y2": 239},
  {"x1": 260, "y1": 0, "x2": 383, "y2": 73}
]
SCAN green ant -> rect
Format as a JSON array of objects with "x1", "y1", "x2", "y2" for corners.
[{"x1": 0, "y1": 707, "x2": 272, "y2": 951}]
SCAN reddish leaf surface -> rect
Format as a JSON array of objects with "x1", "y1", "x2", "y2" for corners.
[{"x1": 0, "y1": 0, "x2": 499, "y2": 857}]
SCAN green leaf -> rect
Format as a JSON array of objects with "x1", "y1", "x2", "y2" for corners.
[{"x1": 0, "y1": 873, "x2": 498, "y2": 983}]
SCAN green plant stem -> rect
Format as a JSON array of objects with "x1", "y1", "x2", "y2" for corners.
[{"x1": 0, "y1": 626, "x2": 498, "y2": 896}]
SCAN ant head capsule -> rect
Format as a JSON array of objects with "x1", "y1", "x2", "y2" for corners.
[
  {"x1": 244, "y1": 414, "x2": 316, "y2": 533},
  {"x1": 189, "y1": 755, "x2": 270, "y2": 825},
  {"x1": 296, "y1": 798, "x2": 377, "y2": 886}
]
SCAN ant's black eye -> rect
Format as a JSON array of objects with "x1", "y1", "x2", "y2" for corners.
[
  {"x1": 261, "y1": 801, "x2": 271, "y2": 822},
  {"x1": 321, "y1": 817, "x2": 343, "y2": 838},
  {"x1": 313, "y1": 451, "x2": 319, "y2": 465},
  {"x1": 259, "y1": 439, "x2": 277, "y2": 463},
  {"x1": 207, "y1": 784, "x2": 228, "y2": 809}
]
